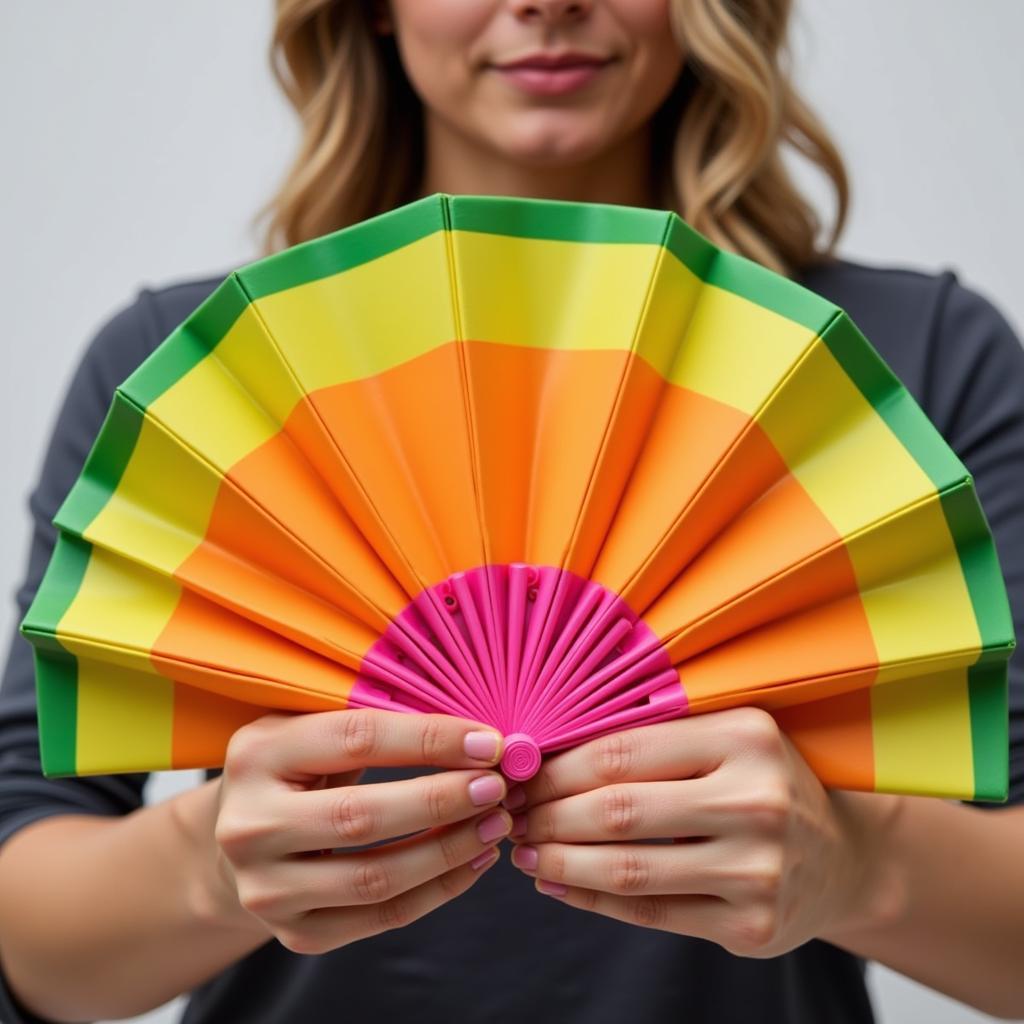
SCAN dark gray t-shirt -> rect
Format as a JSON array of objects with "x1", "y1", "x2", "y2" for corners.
[{"x1": 1, "y1": 258, "x2": 1022, "y2": 1024}]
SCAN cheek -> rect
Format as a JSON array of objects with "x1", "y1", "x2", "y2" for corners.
[
  {"x1": 613, "y1": 0, "x2": 686, "y2": 107},
  {"x1": 609, "y1": 0, "x2": 676, "y2": 37},
  {"x1": 388, "y1": 0, "x2": 492, "y2": 112}
]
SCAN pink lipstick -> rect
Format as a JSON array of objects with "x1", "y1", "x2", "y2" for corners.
[{"x1": 491, "y1": 51, "x2": 613, "y2": 97}]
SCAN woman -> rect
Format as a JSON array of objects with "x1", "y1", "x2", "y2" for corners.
[{"x1": 1, "y1": 2, "x2": 1022, "y2": 1021}]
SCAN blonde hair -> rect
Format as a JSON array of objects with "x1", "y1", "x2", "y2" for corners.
[{"x1": 260, "y1": 0, "x2": 848, "y2": 276}]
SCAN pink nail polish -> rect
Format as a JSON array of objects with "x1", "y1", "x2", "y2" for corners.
[
  {"x1": 512, "y1": 844, "x2": 538, "y2": 871},
  {"x1": 476, "y1": 811, "x2": 510, "y2": 844},
  {"x1": 470, "y1": 848, "x2": 498, "y2": 871},
  {"x1": 464, "y1": 731, "x2": 500, "y2": 761},
  {"x1": 469, "y1": 774, "x2": 504, "y2": 806},
  {"x1": 537, "y1": 879, "x2": 568, "y2": 897},
  {"x1": 502, "y1": 784, "x2": 527, "y2": 810}
]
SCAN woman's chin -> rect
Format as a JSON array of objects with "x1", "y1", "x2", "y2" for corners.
[{"x1": 483, "y1": 119, "x2": 622, "y2": 172}]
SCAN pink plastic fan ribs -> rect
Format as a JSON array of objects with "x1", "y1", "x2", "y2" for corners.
[{"x1": 351, "y1": 565, "x2": 684, "y2": 780}]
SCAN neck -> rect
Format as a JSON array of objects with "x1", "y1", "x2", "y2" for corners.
[{"x1": 418, "y1": 115, "x2": 657, "y2": 208}]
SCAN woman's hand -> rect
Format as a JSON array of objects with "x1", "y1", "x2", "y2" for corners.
[
  {"x1": 207, "y1": 708, "x2": 512, "y2": 955},
  {"x1": 503, "y1": 706, "x2": 904, "y2": 957}
]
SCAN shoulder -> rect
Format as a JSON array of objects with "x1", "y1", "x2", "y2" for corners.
[
  {"x1": 137, "y1": 274, "x2": 226, "y2": 335},
  {"x1": 798, "y1": 256, "x2": 1024, "y2": 434},
  {"x1": 81, "y1": 273, "x2": 226, "y2": 392},
  {"x1": 35, "y1": 273, "x2": 228, "y2": 502}
]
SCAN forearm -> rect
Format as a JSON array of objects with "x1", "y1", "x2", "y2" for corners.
[
  {"x1": 0, "y1": 778, "x2": 271, "y2": 1023},
  {"x1": 823, "y1": 793, "x2": 1024, "y2": 1019}
]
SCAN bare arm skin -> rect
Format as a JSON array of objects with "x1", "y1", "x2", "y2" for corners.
[
  {"x1": 0, "y1": 710, "x2": 510, "y2": 1023},
  {"x1": 822, "y1": 794, "x2": 1024, "y2": 1021},
  {"x1": 0, "y1": 780, "x2": 267, "y2": 1022},
  {"x1": 503, "y1": 709, "x2": 1024, "y2": 1021}
]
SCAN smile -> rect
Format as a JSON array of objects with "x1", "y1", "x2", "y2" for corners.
[{"x1": 490, "y1": 51, "x2": 614, "y2": 97}]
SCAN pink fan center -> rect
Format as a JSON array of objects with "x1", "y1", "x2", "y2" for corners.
[{"x1": 352, "y1": 565, "x2": 684, "y2": 781}]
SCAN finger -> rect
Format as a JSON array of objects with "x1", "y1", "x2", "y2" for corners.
[
  {"x1": 508, "y1": 838, "x2": 733, "y2": 898},
  {"x1": 523, "y1": 883, "x2": 731, "y2": 945},
  {"x1": 271, "y1": 845, "x2": 503, "y2": 955},
  {"x1": 243, "y1": 807, "x2": 513, "y2": 920},
  {"x1": 226, "y1": 709, "x2": 504, "y2": 783},
  {"x1": 512, "y1": 707, "x2": 780, "y2": 807},
  {"x1": 515, "y1": 777, "x2": 727, "y2": 844},
  {"x1": 247, "y1": 769, "x2": 510, "y2": 857}
]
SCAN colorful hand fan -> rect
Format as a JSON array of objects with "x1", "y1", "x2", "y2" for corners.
[{"x1": 20, "y1": 194, "x2": 1015, "y2": 800}]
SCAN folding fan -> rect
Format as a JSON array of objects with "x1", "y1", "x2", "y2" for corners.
[{"x1": 21, "y1": 194, "x2": 1015, "y2": 801}]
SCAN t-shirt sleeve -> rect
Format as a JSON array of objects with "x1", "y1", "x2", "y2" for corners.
[{"x1": 924, "y1": 273, "x2": 1024, "y2": 807}]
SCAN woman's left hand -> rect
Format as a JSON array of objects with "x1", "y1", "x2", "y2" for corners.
[{"x1": 502, "y1": 706, "x2": 902, "y2": 957}]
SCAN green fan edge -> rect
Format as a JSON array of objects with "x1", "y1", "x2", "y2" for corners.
[
  {"x1": 19, "y1": 532, "x2": 94, "y2": 777},
  {"x1": 19, "y1": 194, "x2": 1016, "y2": 792},
  {"x1": 818, "y1": 313, "x2": 1014, "y2": 800}
]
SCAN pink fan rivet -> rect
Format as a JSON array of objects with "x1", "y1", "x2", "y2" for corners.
[{"x1": 501, "y1": 733, "x2": 541, "y2": 781}]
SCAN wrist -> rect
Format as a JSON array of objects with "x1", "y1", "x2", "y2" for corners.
[
  {"x1": 165, "y1": 779, "x2": 271, "y2": 939},
  {"x1": 820, "y1": 790, "x2": 910, "y2": 943}
]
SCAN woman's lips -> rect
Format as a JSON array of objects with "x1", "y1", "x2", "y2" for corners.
[{"x1": 491, "y1": 54, "x2": 613, "y2": 97}]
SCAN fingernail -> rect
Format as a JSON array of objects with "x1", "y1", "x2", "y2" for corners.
[
  {"x1": 465, "y1": 731, "x2": 500, "y2": 761},
  {"x1": 468, "y1": 774, "x2": 504, "y2": 806},
  {"x1": 511, "y1": 813, "x2": 527, "y2": 838},
  {"x1": 470, "y1": 848, "x2": 499, "y2": 871},
  {"x1": 512, "y1": 844, "x2": 538, "y2": 871},
  {"x1": 477, "y1": 810, "x2": 511, "y2": 844},
  {"x1": 537, "y1": 879, "x2": 568, "y2": 897},
  {"x1": 502, "y1": 784, "x2": 527, "y2": 810}
]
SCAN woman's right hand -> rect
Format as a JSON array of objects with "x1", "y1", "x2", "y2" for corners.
[{"x1": 208, "y1": 708, "x2": 512, "y2": 955}]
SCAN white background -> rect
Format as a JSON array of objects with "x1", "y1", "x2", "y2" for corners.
[{"x1": 1, "y1": 3, "x2": 1022, "y2": 1022}]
